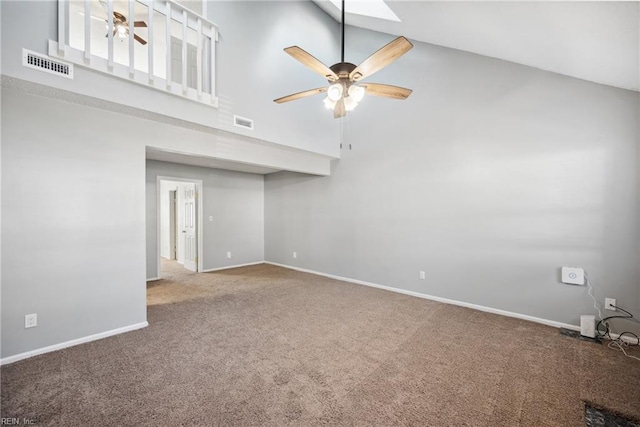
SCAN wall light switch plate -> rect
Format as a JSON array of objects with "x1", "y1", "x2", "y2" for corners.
[
  {"x1": 226, "y1": 251, "x2": 231, "y2": 259},
  {"x1": 561, "y1": 267, "x2": 584, "y2": 285},
  {"x1": 419, "y1": 271, "x2": 425, "y2": 280},
  {"x1": 293, "y1": 252, "x2": 297, "y2": 259}
]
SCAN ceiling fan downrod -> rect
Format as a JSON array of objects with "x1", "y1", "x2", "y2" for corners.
[{"x1": 341, "y1": 0, "x2": 345, "y2": 63}]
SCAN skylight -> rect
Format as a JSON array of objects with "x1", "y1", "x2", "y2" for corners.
[{"x1": 328, "y1": 0, "x2": 401, "y2": 22}]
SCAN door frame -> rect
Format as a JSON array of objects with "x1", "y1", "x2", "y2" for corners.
[{"x1": 156, "y1": 176, "x2": 204, "y2": 278}]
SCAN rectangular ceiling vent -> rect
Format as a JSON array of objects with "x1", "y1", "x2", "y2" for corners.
[
  {"x1": 234, "y1": 115, "x2": 254, "y2": 130},
  {"x1": 22, "y1": 49, "x2": 74, "y2": 79}
]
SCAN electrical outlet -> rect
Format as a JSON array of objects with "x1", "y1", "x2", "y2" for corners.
[
  {"x1": 293, "y1": 252, "x2": 297, "y2": 259},
  {"x1": 605, "y1": 298, "x2": 616, "y2": 311},
  {"x1": 25, "y1": 313, "x2": 37, "y2": 329},
  {"x1": 226, "y1": 251, "x2": 231, "y2": 259},
  {"x1": 419, "y1": 271, "x2": 425, "y2": 280}
]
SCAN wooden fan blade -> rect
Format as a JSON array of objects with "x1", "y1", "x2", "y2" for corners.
[
  {"x1": 362, "y1": 83, "x2": 412, "y2": 100},
  {"x1": 350, "y1": 36, "x2": 413, "y2": 82},
  {"x1": 112, "y1": 11, "x2": 127, "y2": 23},
  {"x1": 333, "y1": 99, "x2": 346, "y2": 119},
  {"x1": 284, "y1": 46, "x2": 338, "y2": 82},
  {"x1": 134, "y1": 33, "x2": 148, "y2": 45},
  {"x1": 134, "y1": 21, "x2": 147, "y2": 28},
  {"x1": 274, "y1": 87, "x2": 328, "y2": 104}
]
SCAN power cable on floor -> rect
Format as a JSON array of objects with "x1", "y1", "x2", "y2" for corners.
[{"x1": 585, "y1": 274, "x2": 639, "y2": 361}]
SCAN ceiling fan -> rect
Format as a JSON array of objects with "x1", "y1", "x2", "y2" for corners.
[
  {"x1": 274, "y1": 0, "x2": 413, "y2": 118},
  {"x1": 99, "y1": 1, "x2": 148, "y2": 45}
]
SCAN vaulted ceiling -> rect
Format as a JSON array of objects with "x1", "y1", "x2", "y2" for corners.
[{"x1": 313, "y1": 1, "x2": 640, "y2": 92}]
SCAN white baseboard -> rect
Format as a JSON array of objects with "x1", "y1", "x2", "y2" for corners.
[
  {"x1": 146, "y1": 277, "x2": 160, "y2": 282},
  {"x1": 201, "y1": 261, "x2": 264, "y2": 273},
  {"x1": 265, "y1": 261, "x2": 581, "y2": 332},
  {"x1": 5, "y1": 264, "x2": 631, "y2": 366},
  {"x1": 0, "y1": 321, "x2": 149, "y2": 366}
]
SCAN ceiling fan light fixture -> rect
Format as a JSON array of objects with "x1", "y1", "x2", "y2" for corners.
[
  {"x1": 116, "y1": 23, "x2": 127, "y2": 37},
  {"x1": 348, "y1": 84, "x2": 365, "y2": 102},
  {"x1": 327, "y1": 83, "x2": 344, "y2": 101},
  {"x1": 343, "y1": 96, "x2": 358, "y2": 111},
  {"x1": 323, "y1": 97, "x2": 337, "y2": 110}
]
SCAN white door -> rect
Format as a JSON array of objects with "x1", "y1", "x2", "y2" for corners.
[{"x1": 182, "y1": 186, "x2": 197, "y2": 272}]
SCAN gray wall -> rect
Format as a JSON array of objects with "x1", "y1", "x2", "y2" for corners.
[
  {"x1": 265, "y1": 27, "x2": 640, "y2": 330},
  {"x1": 207, "y1": 1, "x2": 341, "y2": 157},
  {"x1": 146, "y1": 160, "x2": 264, "y2": 279},
  {"x1": 1, "y1": 90, "x2": 147, "y2": 358}
]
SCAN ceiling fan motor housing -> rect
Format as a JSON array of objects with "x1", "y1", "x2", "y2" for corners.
[
  {"x1": 328, "y1": 62, "x2": 362, "y2": 97},
  {"x1": 329, "y1": 62, "x2": 357, "y2": 79},
  {"x1": 330, "y1": 62, "x2": 363, "y2": 81}
]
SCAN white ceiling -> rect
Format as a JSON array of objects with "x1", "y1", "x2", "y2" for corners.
[{"x1": 313, "y1": 1, "x2": 640, "y2": 92}]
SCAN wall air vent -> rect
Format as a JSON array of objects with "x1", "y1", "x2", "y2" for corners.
[
  {"x1": 22, "y1": 49, "x2": 74, "y2": 79},
  {"x1": 234, "y1": 115, "x2": 254, "y2": 130}
]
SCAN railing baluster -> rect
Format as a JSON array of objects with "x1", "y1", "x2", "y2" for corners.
[
  {"x1": 196, "y1": 18, "x2": 202, "y2": 99},
  {"x1": 58, "y1": 0, "x2": 66, "y2": 54},
  {"x1": 148, "y1": 0, "x2": 154, "y2": 82},
  {"x1": 107, "y1": 0, "x2": 114, "y2": 68},
  {"x1": 210, "y1": 27, "x2": 217, "y2": 100},
  {"x1": 182, "y1": 10, "x2": 188, "y2": 93},
  {"x1": 166, "y1": 2, "x2": 172, "y2": 89},
  {"x1": 84, "y1": 0, "x2": 91, "y2": 61},
  {"x1": 129, "y1": 0, "x2": 135, "y2": 76}
]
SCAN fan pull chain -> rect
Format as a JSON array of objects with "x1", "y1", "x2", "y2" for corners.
[{"x1": 339, "y1": 119, "x2": 352, "y2": 150}]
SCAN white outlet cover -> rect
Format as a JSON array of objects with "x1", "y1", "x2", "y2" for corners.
[
  {"x1": 293, "y1": 252, "x2": 297, "y2": 259},
  {"x1": 561, "y1": 267, "x2": 584, "y2": 285},
  {"x1": 25, "y1": 313, "x2": 37, "y2": 328},
  {"x1": 419, "y1": 271, "x2": 426, "y2": 280},
  {"x1": 226, "y1": 251, "x2": 231, "y2": 259},
  {"x1": 605, "y1": 298, "x2": 617, "y2": 311}
]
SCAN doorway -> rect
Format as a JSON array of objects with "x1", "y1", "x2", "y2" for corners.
[{"x1": 157, "y1": 177, "x2": 204, "y2": 279}]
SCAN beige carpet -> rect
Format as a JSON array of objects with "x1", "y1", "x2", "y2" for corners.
[{"x1": 2, "y1": 261, "x2": 639, "y2": 426}]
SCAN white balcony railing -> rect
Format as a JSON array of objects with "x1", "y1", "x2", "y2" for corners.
[{"x1": 51, "y1": 0, "x2": 218, "y2": 107}]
